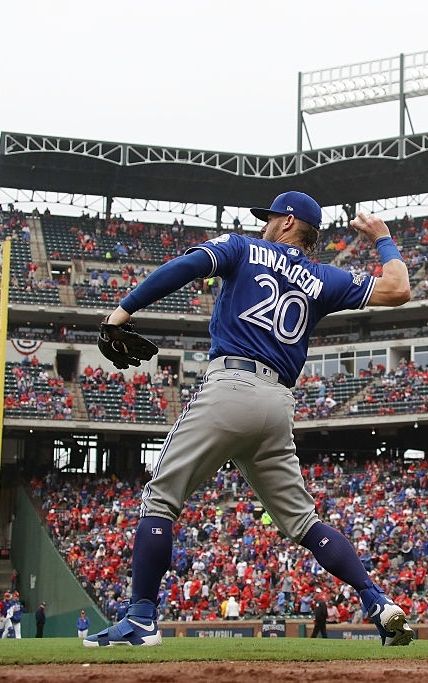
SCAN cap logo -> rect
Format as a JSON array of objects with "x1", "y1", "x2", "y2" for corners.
[{"x1": 286, "y1": 205, "x2": 294, "y2": 211}]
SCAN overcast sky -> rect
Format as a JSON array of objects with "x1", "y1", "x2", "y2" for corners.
[{"x1": 2, "y1": 0, "x2": 428, "y2": 156}]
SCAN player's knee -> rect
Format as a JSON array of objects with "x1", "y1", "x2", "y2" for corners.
[
  {"x1": 287, "y1": 512, "x2": 319, "y2": 543},
  {"x1": 140, "y1": 496, "x2": 181, "y2": 521}
]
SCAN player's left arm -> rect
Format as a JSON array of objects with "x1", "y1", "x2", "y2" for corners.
[
  {"x1": 366, "y1": 259, "x2": 410, "y2": 307},
  {"x1": 320, "y1": 213, "x2": 411, "y2": 316},
  {"x1": 350, "y1": 212, "x2": 410, "y2": 307}
]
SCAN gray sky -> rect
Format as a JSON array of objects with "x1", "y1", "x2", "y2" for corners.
[{"x1": 2, "y1": 0, "x2": 428, "y2": 155}]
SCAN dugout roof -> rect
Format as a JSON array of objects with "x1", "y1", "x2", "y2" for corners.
[{"x1": 1, "y1": 131, "x2": 428, "y2": 207}]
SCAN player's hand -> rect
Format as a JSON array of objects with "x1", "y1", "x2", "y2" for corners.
[{"x1": 350, "y1": 212, "x2": 390, "y2": 245}]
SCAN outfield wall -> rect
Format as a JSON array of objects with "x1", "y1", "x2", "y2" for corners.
[
  {"x1": 11, "y1": 487, "x2": 108, "y2": 637},
  {"x1": 157, "y1": 620, "x2": 427, "y2": 640}
]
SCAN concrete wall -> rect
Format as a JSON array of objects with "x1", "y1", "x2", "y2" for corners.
[
  {"x1": 11, "y1": 487, "x2": 108, "y2": 637},
  {"x1": 6, "y1": 340, "x2": 183, "y2": 380}
]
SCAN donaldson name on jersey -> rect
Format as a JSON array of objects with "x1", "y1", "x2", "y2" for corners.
[{"x1": 187, "y1": 234, "x2": 375, "y2": 387}]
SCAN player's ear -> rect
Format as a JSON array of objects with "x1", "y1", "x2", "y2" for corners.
[{"x1": 281, "y1": 215, "x2": 294, "y2": 233}]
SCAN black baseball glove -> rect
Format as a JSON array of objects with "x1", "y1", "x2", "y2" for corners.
[{"x1": 98, "y1": 319, "x2": 158, "y2": 369}]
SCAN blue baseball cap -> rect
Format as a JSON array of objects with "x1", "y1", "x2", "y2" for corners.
[{"x1": 250, "y1": 191, "x2": 322, "y2": 229}]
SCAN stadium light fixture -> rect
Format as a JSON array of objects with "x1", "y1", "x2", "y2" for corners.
[
  {"x1": 300, "y1": 51, "x2": 428, "y2": 114},
  {"x1": 296, "y1": 51, "x2": 428, "y2": 166}
]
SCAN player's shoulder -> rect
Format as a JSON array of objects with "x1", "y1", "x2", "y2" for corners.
[{"x1": 205, "y1": 231, "x2": 244, "y2": 246}]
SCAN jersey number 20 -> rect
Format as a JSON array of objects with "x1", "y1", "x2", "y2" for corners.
[{"x1": 238, "y1": 274, "x2": 309, "y2": 344}]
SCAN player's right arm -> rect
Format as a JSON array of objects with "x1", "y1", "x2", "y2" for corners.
[
  {"x1": 107, "y1": 250, "x2": 213, "y2": 325},
  {"x1": 107, "y1": 233, "x2": 244, "y2": 325},
  {"x1": 350, "y1": 213, "x2": 411, "y2": 307}
]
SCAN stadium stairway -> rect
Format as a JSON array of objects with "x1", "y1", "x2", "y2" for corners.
[
  {"x1": 336, "y1": 375, "x2": 379, "y2": 416},
  {"x1": 65, "y1": 381, "x2": 88, "y2": 420},
  {"x1": 162, "y1": 386, "x2": 182, "y2": 423},
  {"x1": 71, "y1": 256, "x2": 85, "y2": 284},
  {"x1": 334, "y1": 234, "x2": 360, "y2": 266},
  {"x1": 29, "y1": 215, "x2": 50, "y2": 278},
  {"x1": 410, "y1": 263, "x2": 427, "y2": 296},
  {"x1": 199, "y1": 292, "x2": 216, "y2": 315},
  {"x1": 58, "y1": 284, "x2": 76, "y2": 306},
  {"x1": 413, "y1": 278, "x2": 428, "y2": 300}
]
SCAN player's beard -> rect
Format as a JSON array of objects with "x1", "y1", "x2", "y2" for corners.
[{"x1": 261, "y1": 226, "x2": 279, "y2": 243}]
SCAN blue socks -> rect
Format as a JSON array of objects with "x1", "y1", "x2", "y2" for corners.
[
  {"x1": 131, "y1": 518, "x2": 379, "y2": 610},
  {"x1": 300, "y1": 521, "x2": 372, "y2": 592},
  {"x1": 131, "y1": 516, "x2": 173, "y2": 605}
]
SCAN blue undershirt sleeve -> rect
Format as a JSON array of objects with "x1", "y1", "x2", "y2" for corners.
[{"x1": 119, "y1": 249, "x2": 213, "y2": 315}]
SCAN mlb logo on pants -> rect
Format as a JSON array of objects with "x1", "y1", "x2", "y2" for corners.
[{"x1": 152, "y1": 528, "x2": 163, "y2": 535}]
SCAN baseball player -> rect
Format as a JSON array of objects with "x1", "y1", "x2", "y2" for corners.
[
  {"x1": 85, "y1": 191, "x2": 413, "y2": 648},
  {"x1": 10, "y1": 591, "x2": 23, "y2": 639},
  {"x1": 76, "y1": 609, "x2": 90, "y2": 638},
  {"x1": 1, "y1": 592, "x2": 13, "y2": 639}
]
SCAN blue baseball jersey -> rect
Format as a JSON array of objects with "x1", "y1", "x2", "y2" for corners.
[{"x1": 187, "y1": 233, "x2": 375, "y2": 386}]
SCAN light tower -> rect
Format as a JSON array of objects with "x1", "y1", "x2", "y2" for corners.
[{"x1": 297, "y1": 50, "x2": 428, "y2": 171}]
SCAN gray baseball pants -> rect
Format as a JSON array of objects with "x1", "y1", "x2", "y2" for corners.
[{"x1": 141, "y1": 356, "x2": 319, "y2": 542}]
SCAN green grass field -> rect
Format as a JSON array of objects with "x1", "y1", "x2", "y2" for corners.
[{"x1": 1, "y1": 638, "x2": 428, "y2": 665}]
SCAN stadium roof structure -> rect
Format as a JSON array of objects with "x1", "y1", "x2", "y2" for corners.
[{"x1": 1, "y1": 130, "x2": 428, "y2": 209}]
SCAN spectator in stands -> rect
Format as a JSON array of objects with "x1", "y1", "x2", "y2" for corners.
[
  {"x1": 225, "y1": 596, "x2": 240, "y2": 620},
  {"x1": 27, "y1": 262, "x2": 38, "y2": 279},
  {"x1": 326, "y1": 600, "x2": 340, "y2": 623},
  {"x1": 5, "y1": 358, "x2": 71, "y2": 420}
]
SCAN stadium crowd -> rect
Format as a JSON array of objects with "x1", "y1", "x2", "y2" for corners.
[
  {"x1": 31, "y1": 455, "x2": 427, "y2": 624},
  {"x1": 0, "y1": 206, "x2": 30, "y2": 240},
  {"x1": 293, "y1": 374, "x2": 343, "y2": 421},
  {"x1": 5, "y1": 357, "x2": 73, "y2": 420},
  {"x1": 47, "y1": 214, "x2": 210, "y2": 263},
  {"x1": 80, "y1": 364, "x2": 176, "y2": 422},
  {"x1": 340, "y1": 214, "x2": 427, "y2": 284},
  {"x1": 350, "y1": 359, "x2": 428, "y2": 416}
]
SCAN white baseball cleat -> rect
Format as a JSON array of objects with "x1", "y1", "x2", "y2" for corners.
[{"x1": 362, "y1": 586, "x2": 415, "y2": 646}]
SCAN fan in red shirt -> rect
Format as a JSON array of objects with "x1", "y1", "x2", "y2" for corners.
[{"x1": 337, "y1": 602, "x2": 351, "y2": 622}]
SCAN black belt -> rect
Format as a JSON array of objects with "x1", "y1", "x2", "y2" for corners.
[{"x1": 224, "y1": 358, "x2": 290, "y2": 388}]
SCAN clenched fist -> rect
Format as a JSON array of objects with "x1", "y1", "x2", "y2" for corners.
[{"x1": 350, "y1": 212, "x2": 390, "y2": 245}]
